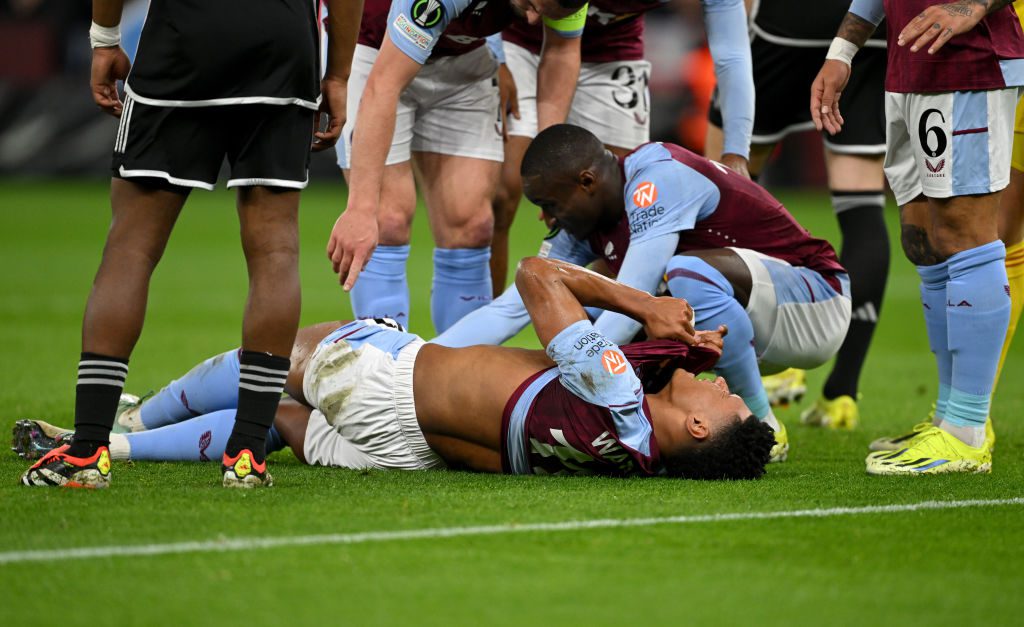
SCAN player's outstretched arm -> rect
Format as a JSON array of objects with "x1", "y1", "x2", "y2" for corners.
[
  {"x1": 810, "y1": 4, "x2": 880, "y2": 135},
  {"x1": 326, "y1": 37, "x2": 420, "y2": 290},
  {"x1": 536, "y1": 20, "x2": 583, "y2": 131},
  {"x1": 515, "y1": 257, "x2": 697, "y2": 348},
  {"x1": 315, "y1": 0, "x2": 365, "y2": 152},
  {"x1": 898, "y1": 0, "x2": 1011, "y2": 55},
  {"x1": 90, "y1": 0, "x2": 130, "y2": 117}
]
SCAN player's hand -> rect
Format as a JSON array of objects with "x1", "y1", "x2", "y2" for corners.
[
  {"x1": 898, "y1": 3, "x2": 986, "y2": 55},
  {"x1": 720, "y1": 153, "x2": 750, "y2": 179},
  {"x1": 313, "y1": 76, "x2": 347, "y2": 152},
  {"x1": 327, "y1": 207, "x2": 378, "y2": 291},
  {"x1": 810, "y1": 60, "x2": 851, "y2": 136},
  {"x1": 694, "y1": 325, "x2": 728, "y2": 356},
  {"x1": 497, "y1": 63, "x2": 520, "y2": 142},
  {"x1": 642, "y1": 296, "x2": 697, "y2": 344},
  {"x1": 90, "y1": 46, "x2": 130, "y2": 117}
]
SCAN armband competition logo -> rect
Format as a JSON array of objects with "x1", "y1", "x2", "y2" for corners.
[{"x1": 412, "y1": 0, "x2": 445, "y2": 27}]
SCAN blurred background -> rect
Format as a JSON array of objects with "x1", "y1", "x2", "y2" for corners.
[{"x1": 0, "y1": 0, "x2": 826, "y2": 187}]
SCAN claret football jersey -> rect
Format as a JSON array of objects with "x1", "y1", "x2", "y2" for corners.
[
  {"x1": 500, "y1": 320, "x2": 720, "y2": 476},
  {"x1": 877, "y1": 0, "x2": 1024, "y2": 92},
  {"x1": 503, "y1": 0, "x2": 667, "y2": 63},
  {"x1": 360, "y1": 0, "x2": 585, "y2": 64},
  {"x1": 540, "y1": 142, "x2": 845, "y2": 293}
]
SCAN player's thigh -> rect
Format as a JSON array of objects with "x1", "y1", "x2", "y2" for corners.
[
  {"x1": 235, "y1": 185, "x2": 301, "y2": 261},
  {"x1": 824, "y1": 152, "x2": 886, "y2": 190},
  {"x1": 502, "y1": 42, "x2": 540, "y2": 140},
  {"x1": 566, "y1": 58, "x2": 651, "y2": 151},
  {"x1": 272, "y1": 399, "x2": 315, "y2": 464},
  {"x1": 107, "y1": 179, "x2": 188, "y2": 264},
  {"x1": 337, "y1": 44, "x2": 414, "y2": 170},
  {"x1": 414, "y1": 152, "x2": 499, "y2": 248},
  {"x1": 729, "y1": 248, "x2": 851, "y2": 372}
]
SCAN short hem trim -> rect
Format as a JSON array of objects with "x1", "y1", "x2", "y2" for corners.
[
  {"x1": 226, "y1": 176, "x2": 309, "y2": 190},
  {"x1": 117, "y1": 166, "x2": 216, "y2": 191}
]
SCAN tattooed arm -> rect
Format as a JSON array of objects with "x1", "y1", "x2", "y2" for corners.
[{"x1": 899, "y1": 0, "x2": 1014, "y2": 55}]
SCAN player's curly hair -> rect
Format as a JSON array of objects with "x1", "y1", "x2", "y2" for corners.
[{"x1": 663, "y1": 415, "x2": 774, "y2": 480}]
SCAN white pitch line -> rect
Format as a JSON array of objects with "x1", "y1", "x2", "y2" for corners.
[{"x1": 1, "y1": 497, "x2": 1021, "y2": 566}]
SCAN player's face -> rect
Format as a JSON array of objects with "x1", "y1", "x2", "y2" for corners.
[
  {"x1": 523, "y1": 173, "x2": 606, "y2": 240},
  {"x1": 661, "y1": 369, "x2": 752, "y2": 444}
]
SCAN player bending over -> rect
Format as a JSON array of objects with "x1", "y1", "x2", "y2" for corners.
[
  {"x1": 15, "y1": 258, "x2": 773, "y2": 481},
  {"x1": 435, "y1": 124, "x2": 852, "y2": 463}
]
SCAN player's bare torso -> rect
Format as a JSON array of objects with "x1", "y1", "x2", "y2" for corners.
[{"x1": 286, "y1": 322, "x2": 553, "y2": 472}]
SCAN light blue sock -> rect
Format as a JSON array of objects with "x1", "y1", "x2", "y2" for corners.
[
  {"x1": 917, "y1": 262, "x2": 952, "y2": 420},
  {"x1": 431, "y1": 247, "x2": 492, "y2": 334},
  {"x1": 139, "y1": 350, "x2": 240, "y2": 429},
  {"x1": 124, "y1": 410, "x2": 285, "y2": 462},
  {"x1": 945, "y1": 241, "x2": 1010, "y2": 428},
  {"x1": 666, "y1": 256, "x2": 771, "y2": 420},
  {"x1": 349, "y1": 245, "x2": 411, "y2": 328}
]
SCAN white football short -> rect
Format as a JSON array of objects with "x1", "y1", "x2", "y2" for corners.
[
  {"x1": 730, "y1": 248, "x2": 852, "y2": 375},
  {"x1": 301, "y1": 333, "x2": 444, "y2": 471},
  {"x1": 336, "y1": 44, "x2": 503, "y2": 168},
  {"x1": 883, "y1": 88, "x2": 1019, "y2": 206},
  {"x1": 503, "y1": 42, "x2": 651, "y2": 150}
]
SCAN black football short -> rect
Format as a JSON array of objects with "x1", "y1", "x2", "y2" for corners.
[
  {"x1": 709, "y1": 35, "x2": 886, "y2": 154},
  {"x1": 112, "y1": 97, "x2": 315, "y2": 191}
]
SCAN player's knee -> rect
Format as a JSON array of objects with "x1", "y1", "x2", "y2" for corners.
[
  {"x1": 666, "y1": 256, "x2": 732, "y2": 305},
  {"x1": 438, "y1": 206, "x2": 495, "y2": 249},
  {"x1": 377, "y1": 210, "x2": 414, "y2": 245},
  {"x1": 899, "y1": 224, "x2": 945, "y2": 265}
]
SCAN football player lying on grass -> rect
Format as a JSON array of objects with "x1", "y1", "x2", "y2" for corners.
[{"x1": 15, "y1": 258, "x2": 773, "y2": 482}]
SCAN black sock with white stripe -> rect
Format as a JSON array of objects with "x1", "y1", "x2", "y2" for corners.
[
  {"x1": 225, "y1": 351, "x2": 290, "y2": 461},
  {"x1": 823, "y1": 191, "x2": 890, "y2": 400},
  {"x1": 69, "y1": 352, "x2": 129, "y2": 457}
]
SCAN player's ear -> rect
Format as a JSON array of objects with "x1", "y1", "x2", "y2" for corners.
[
  {"x1": 578, "y1": 169, "x2": 597, "y2": 193},
  {"x1": 685, "y1": 414, "x2": 710, "y2": 441}
]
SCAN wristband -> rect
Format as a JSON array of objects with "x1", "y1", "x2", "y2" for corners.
[
  {"x1": 825, "y1": 37, "x2": 858, "y2": 66},
  {"x1": 89, "y1": 22, "x2": 121, "y2": 49}
]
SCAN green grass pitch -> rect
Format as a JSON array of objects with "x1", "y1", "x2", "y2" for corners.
[{"x1": 0, "y1": 180, "x2": 1021, "y2": 625}]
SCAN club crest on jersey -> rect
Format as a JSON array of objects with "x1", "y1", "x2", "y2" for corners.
[
  {"x1": 632, "y1": 182, "x2": 657, "y2": 208},
  {"x1": 412, "y1": 0, "x2": 445, "y2": 27},
  {"x1": 602, "y1": 349, "x2": 628, "y2": 375}
]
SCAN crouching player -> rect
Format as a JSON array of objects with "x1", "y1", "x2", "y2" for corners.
[
  {"x1": 434, "y1": 125, "x2": 853, "y2": 463},
  {"x1": 15, "y1": 258, "x2": 773, "y2": 481}
]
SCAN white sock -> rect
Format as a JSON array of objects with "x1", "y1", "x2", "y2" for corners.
[
  {"x1": 937, "y1": 419, "x2": 985, "y2": 448},
  {"x1": 763, "y1": 410, "x2": 781, "y2": 432},
  {"x1": 108, "y1": 433, "x2": 131, "y2": 460}
]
